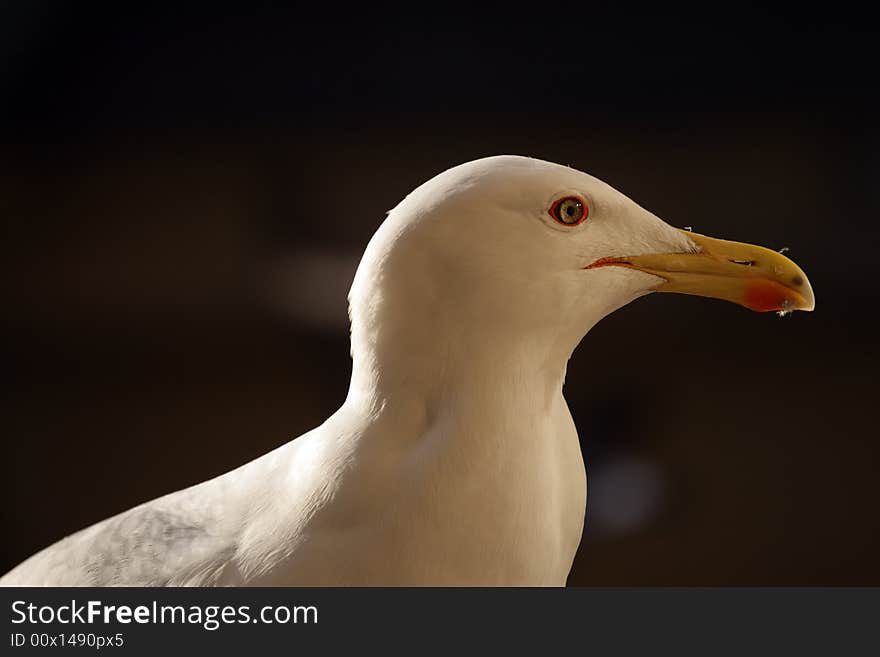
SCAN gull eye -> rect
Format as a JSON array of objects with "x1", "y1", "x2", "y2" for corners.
[{"x1": 550, "y1": 196, "x2": 588, "y2": 226}]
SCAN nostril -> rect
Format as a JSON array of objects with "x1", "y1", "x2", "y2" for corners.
[{"x1": 730, "y1": 259, "x2": 756, "y2": 266}]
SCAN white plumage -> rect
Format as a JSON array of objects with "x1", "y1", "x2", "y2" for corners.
[{"x1": 2, "y1": 155, "x2": 812, "y2": 586}]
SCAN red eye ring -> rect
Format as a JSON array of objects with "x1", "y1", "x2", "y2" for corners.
[{"x1": 549, "y1": 195, "x2": 589, "y2": 226}]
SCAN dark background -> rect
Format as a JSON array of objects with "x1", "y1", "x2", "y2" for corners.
[{"x1": 3, "y1": 2, "x2": 878, "y2": 584}]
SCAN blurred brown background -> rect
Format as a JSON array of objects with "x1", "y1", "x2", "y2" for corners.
[{"x1": 2, "y1": 3, "x2": 878, "y2": 584}]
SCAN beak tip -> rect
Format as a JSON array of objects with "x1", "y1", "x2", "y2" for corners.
[{"x1": 796, "y1": 277, "x2": 815, "y2": 312}]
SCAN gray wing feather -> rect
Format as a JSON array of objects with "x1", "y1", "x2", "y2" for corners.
[{"x1": 1, "y1": 483, "x2": 243, "y2": 587}]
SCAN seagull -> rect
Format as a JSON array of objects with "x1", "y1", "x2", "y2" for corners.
[{"x1": 1, "y1": 156, "x2": 814, "y2": 586}]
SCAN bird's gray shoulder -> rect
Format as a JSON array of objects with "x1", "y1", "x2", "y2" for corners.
[
  {"x1": 1, "y1": 479, "x2": 244, "y2": 587},
  {"x1": 1, "y1": 426, "x2": 336, "y2": 587}
]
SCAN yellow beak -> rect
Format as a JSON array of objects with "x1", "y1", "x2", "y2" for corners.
[{"x1": 586, "y1": 229, "x2": 815, "y2": 313}]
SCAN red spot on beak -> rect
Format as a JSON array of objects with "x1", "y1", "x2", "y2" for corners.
[{"x1": 743, "y1": 280, "x2": 793, "y2": 312}]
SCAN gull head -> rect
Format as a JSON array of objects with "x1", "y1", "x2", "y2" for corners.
[{"x1": 347, "y1": 156, "x2": 814, "y2": 388}]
